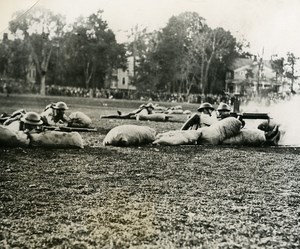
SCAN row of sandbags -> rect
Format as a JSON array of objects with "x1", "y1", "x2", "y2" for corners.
[
  {"x1": 103, "y1": 117, "x2": 267, "y2": 147},
  {"x1": 0, "y1": 125, "x2": 84, "y2": 148}
]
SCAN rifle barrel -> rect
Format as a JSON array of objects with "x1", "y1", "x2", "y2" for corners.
[
  {"x1": 42, "y1": 126, "x2": 97, "y2": 132},
  {"x1": 241, "y1": 113, "x2": 270, "y2": 119}
]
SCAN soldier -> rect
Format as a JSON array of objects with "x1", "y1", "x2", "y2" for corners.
[
  {"x1": 216, "y1": 102, "x2": 231, "y2": 119},
  {"x1": 20, "y1": 112, "x2": 43, "y2": 134},
  {"x1": 100, "y1": 102, "x2": 155, "y2": 119},
  {"x1": 180, "y1": 102, "x2": 218, "y2": 130},
  {"x1": 41, "y1": 101, "x2": 71, "y2": 127},
  {"x1": 181, "y1": 102, "x2": 280, "y2": 146},
  {"x1": 5, "y1": 111, "x2": 43, "y2": 134}
]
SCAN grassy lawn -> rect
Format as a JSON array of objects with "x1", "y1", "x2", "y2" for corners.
[{"x1": 0, "y1": 94, "x2": 300, "y2": 248}]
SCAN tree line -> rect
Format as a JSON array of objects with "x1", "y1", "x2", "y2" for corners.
[{"x1": 2, "y1": 6, "x2": 294, "y2": 96}]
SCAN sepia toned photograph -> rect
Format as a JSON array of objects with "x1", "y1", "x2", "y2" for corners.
[{"x1": 0, "y1": 0, "x2": 299, "y2": 248}]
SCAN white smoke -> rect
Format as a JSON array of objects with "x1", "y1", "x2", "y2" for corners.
[{"x1": 240, "y1": 95, "x2": 300, "y2": 146}]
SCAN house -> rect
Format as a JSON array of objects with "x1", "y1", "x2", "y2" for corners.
[
  {"x1": 225, "y1": 57, "x2": 281, "y2": 95},
  {"x1": 110, "y1": 56, "x2": 136, "y2": 91}
]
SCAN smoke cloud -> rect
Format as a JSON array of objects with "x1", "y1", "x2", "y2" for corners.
[{"x1": 240, "y1": 95, "x2": 300, "y2": 146}]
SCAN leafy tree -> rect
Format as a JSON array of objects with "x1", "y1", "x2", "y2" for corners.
[
  {"x1": 8, "y1": 38, "x2": 31, "y2": 80},
  {"x1": 154, "y1": 12, "x2": 206, "y2": 94},
  {"x1": 9, "y1": 6, "x2": 66, "y2": 95},
  {"x1": 126, "y1": 25, "x2": 161, "y2": 92},
  {"x1": 150, "y1": 12, "x2": 239, "y2": 95},
  {"x1": 285, "y1": 52, "x2": 298, "y2": 92},
  {"x1": 190, "y1": 26, "x2": 238, "y2": 93},
  {"x1": 0, "y1": 35, "x2": 10, "y2": 76},
  {"x1": 270, "y1": 55, "x2": 284, "y2": 91},
  {"x1": 64, "y1": 10, "x2": 126, "y2": 91}
]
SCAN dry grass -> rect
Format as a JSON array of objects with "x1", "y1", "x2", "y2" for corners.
[{"x1": 1, "y1": 94, "x2": 300, "y2": 248}]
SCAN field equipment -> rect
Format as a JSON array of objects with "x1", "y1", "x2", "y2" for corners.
[
  {"x1": 226, "y1": 112, "x2": 270, "y2": 120},
  {"x1": 42, "y1": 126, "x2": 97, "y2": 132}
]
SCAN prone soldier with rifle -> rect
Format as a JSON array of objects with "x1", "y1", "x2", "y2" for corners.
[{"x1": 40, "y1": 101, "x2": 97, "y2": 132}]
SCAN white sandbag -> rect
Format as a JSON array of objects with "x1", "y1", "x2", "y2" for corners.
[
  {"x1": 223, "y1": 129, "x2": 266, "y2": 146},
  {"x1": 198, "y1": 117, "x2": 241, "y2": 145},
  {"x1": 30, "y1": 131, "x2": 84, "y2": 148},
  {"x1": 153, "y1": 130, "x2": 202, "y2": 145},
  {"x1": 136, "y1": 113, "x2": 170, "y2": 122},
  {"x1": 69, "y1": 111, "x2": 92, "y2": 127},
  {"x1": 165, "y1": 109, "x2": 184, "y2": 115},
  {"x1": 103, "y1": 125, "x2": 156, "y2": 146},
  {"x1": 6, "y1": 120, "x2": 21, "y2": 133},
  {"x1": 0, "y1": 125, "x2": 30, "y2": 147},
  {"x1": 183, "y1": 110, "x2": 192, "y2": 115}
]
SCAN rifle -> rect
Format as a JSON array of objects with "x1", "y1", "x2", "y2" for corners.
[{"x1": 42, "y1": 126, "x2": 97, "y2": 132}]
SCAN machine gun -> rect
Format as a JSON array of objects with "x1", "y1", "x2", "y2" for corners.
[
  {"x1": 221, "y1": 112, "x2": 271, "y2": 128},
  {"x1": 228, "y1": 112, "x2": 270, "y2": 120},
  {"x1": 42, "y1": 126, "x2": 97, "y2": 132}
]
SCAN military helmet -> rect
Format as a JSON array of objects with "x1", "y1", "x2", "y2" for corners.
[
  {"x1": 197, "y1": 102, "x2": 215, "y2": 112},
  {"x1": 20, "y1": 112, "x2": 43, "y2": 125},
  {"x1": 53, "y1": 101, "x2": 69, "y2": 110},
  {"x1": 217, "y1": 102, "x2": 231, "y2": 112}
]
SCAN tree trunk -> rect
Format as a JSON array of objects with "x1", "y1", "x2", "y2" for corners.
[{"x1": 40, "y1": 75, "x2": 46, "y2": 95}]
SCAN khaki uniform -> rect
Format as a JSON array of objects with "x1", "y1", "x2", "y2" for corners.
[{"x1": 41, "y1": 107, "x2": 70, "y2": 126}]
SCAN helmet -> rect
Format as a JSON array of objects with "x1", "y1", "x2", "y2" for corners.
[
  {"x1": 197, "y1": 102, "x2": 215, "y2": 112},
  {"x1": 217, "y1": 102, "x2": 231, "y2": 112},
  {"x1": 21, "y1": 112, "x2": 43, "y2": 125},
  {"x1": 53, "y1": 101, "x2": 69, "y2": 110}
]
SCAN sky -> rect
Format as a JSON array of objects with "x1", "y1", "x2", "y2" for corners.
[{"x1": 1, "y1": 0, "x2": 300, "y2": 59}]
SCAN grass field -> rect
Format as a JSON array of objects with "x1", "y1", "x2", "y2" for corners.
[{"x1": 1, "y1": 94, "x2": 300, "y2": 248}]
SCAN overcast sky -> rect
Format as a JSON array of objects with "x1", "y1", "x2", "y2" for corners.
[{"x1": 1, "y1": 0, "x2": 300, "y2": 59}]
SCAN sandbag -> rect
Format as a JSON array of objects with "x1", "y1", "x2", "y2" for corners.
[
  {"x1": 6, "y1": 120, "x2": 21, "y2": 133},
  {"x1": 0, "y1": 125, "x2": 30, "y2": 147},
  {"x1": 183, "y1": 110, "x2": 192, "y2": 115},
  {"x1": 153, "y1": 130, "x2": 202, "y2": 146},
  {"x1": 69, "y1": 111, "x2": 92, "y2": 127},
  {"x1": 136, "y1": 113, "x2": 170, "y2": 122},
  {"x1": 198, "y1": 117, "x2": 241, "y2": 145},
  {"x1": 165, "y1": 109, "x2": 184, "y2": 115},
  {"x1": 103, "y1": 125, "x2": 156, "y2": 146},
  {"x1": 30, "y1": 131, "x2": 84, "y2": 148},
  {"x1": 223, "y1": 129, "x2": 266, "y2": 146}
]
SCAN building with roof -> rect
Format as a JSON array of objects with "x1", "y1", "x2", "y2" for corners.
[
  {"x1": 225, "y1": 57, "x2": 282, "y2": 95},
  {"x1": 110, "y1": 56, "x2": 137, "y2": 91}
]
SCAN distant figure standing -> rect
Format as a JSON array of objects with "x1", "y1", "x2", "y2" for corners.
[
  {"x1": 3, "y1": 82, "x2": 11, "y2": 97},
  {"x1": 233, "y1": 96, "x2": 240, "y2": 113}
]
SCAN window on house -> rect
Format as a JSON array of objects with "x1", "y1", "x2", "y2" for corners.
[{"x1": 122, "y1": 78, "x2": 125, "y2": 85}]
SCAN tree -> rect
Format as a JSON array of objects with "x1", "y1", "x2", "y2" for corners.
[
  {"x1": 0, "y1": 34, "x2": 10, "y2": 76},
  {"x1": 126, "y1": 25, "x2": 161, "y2": 92},
  {"x1": 64, "y1": 10, "x2": 126, "y2": 91},
  {"x1": 285, "y1": 52, "x2": 299, "y2": 92},
  {"x1": 9, "y1": 6, "x2": 66, "y2": 95},
  {"x1": 270, "y1": 55, "x2": 284, "y2": 91},
  {"x1": 154, "y1": 12, "x2": 206, "y2": 94},
  {"x1": 190, "y1": 26, "x2": 238, "y2": 93}
]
